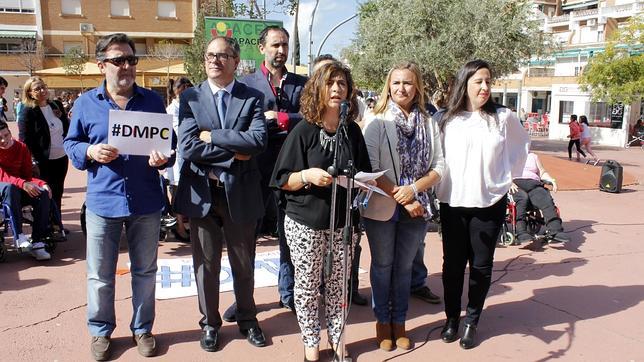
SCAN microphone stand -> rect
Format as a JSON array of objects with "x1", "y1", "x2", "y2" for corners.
[{"x1": 325, "y1": 104, "x2": 354, "y2": 362}]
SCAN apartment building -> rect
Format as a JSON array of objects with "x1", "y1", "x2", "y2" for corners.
[
  {"x1": 0, "y1": 0, "x2": 200, "y2": 119},
  {"x1": 493, "y1": 0, "x2": 643, "y2": 147}
]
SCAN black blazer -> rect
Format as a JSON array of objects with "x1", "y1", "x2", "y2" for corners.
[{"x1": 18, "y1": 100, "x2": 70, "y2": 164}]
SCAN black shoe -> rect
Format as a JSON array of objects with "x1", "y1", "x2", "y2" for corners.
[
  {"x1": 550, "y1": 231, "x2": 570, "y2": 244},
  {"x1": 172, "y1": 229, "x2": 191, "y2": 242},
  {"x1": 440, "y1": 318, "x2": 460, "y2": 343},
  {"x1": 240, "y1": 326, "x2": 267, "y2": 347},
  {"x1": 459, "y1": 324, "x2": 477, "y2": 349},
  {"x1": 222, "y1": 302, "x2": 236, "y2": 322},
  {"x1": 351, "y1": 291, "x2": 368, "y2": 306},
  {"x1": 411, "y1": 286, "x2": 442, "y2": 304},
  {"x1": 279, "y1": 300, "x2": 296, "y2": 314},
  {"x1": 200, "y1": 329, "x2": 219, "y2": 352}
]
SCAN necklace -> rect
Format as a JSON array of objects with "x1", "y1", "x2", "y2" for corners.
[{"x1": 319, "y1": 128, "x2": 337, "y2": 152}]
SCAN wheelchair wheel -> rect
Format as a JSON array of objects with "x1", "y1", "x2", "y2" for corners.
[{"x1": 498, "y1": 224, "x2": 515, "y2": 246}]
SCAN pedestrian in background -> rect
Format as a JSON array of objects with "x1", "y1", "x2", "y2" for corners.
[
  {"x1": 566, "y1": 114, "x2": 586, "y2": 161},
  {"x1": 579, "y1": 115, "x2": 599, "y2": 165}
]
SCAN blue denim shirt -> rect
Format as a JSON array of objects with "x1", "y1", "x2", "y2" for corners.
[{"x1": 64, "y1": 82, "x2": 175, "y2": 218}]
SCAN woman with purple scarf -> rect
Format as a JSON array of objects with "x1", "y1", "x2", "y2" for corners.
[{"x1": 361, "y1": 61, "x2": 444, "y2": 352}]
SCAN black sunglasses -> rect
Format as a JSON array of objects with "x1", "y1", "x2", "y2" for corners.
[{"x1": 101, "y1": 55, "x2": 139, "y2": 67}]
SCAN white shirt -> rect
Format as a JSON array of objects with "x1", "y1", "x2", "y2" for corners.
[
  {"x1": 435, "y1": 108, "x2": 529, "y2": 208},
  {"x1": 40, "y1": 104, "x2": 67, "y2": 160},
  {"x1": 164, "y1": 98, "x2": 181, "y2": 185},
  {"x1": 581, "y1": 123, "x2": 591, "y2": 139},
  {"x1": 207, "y1": 79, "x2": 235, "y2": 113}
]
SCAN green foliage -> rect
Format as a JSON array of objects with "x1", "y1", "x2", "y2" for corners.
[
  {"x1": 579, "y1": 16, "x2": 644, "y2": 105},
  {"x1": 62, "y1": 46, "x2": 88, "y2": 76},
  {"x1": 344, "y1": 0, "x2": 554, "y2": 92},
  {"x1": 62, "y1": 46, "x2": 89, "y2": 90},
  {"x1": 184, "y1": 1, "x2": 235, "y2": 84}
]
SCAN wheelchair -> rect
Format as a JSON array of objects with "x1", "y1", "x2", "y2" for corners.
[
  {"x1": 0, "y1": 200, "x2": 65, "y2": 262},
  {"x1": 498, "y1": 191, "x2": 561, "y2": 246},
  {"x1": 625, "y1": 130, "x2": 644, "y2": 150}
]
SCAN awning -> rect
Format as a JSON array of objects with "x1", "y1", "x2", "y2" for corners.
[
  {"x1": 0, "y1": 30, "x2": 37, "y2": 39},
  {"x1": 561, "y1": 0, "x2": 598, "y2": 11}
]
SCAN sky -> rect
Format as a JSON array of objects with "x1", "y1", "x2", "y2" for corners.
[{"x1": 262, "y1": 0, "x2": 363, "y2": 65}]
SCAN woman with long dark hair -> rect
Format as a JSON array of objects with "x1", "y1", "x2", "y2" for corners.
[
  {"x1": 362, "y1": 61, "x2": 444, "y2": 352},
  {"x1": 19, "y1": 76, "x2": 69, "y2": 213},
  {"x1": 435, "y1": 59, "x2": 529, "y2": 349},
  {"x1": 270, "y1": 61, "x2": 371, "y2": 362}
]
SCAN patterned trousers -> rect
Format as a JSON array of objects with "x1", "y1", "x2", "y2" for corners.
[{"x1": 284, "y1": 215, "x2": 354, "y2": 347}]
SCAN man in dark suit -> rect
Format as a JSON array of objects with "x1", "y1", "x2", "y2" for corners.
[
  {"x1": 174, "y1": 36, "x2": 268, "y2": 352},
  {"x1": 223, "y1": 25, "x2": 307, "y2": 321}
]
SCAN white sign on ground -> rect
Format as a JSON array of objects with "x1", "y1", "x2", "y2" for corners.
[
  {"x1": 108, "y1": 110, "x2": 173, "y2": 156},
  {"x1": 154, "y1": 250, "x2": 281, "y2": 300}
]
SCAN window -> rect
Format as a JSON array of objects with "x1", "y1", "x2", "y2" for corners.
[
  {"x1": 588, "y1": 102, "x2": 610, "y2": 124},
  {"x1": 0, "y1": 0, "x2": 35, "y2": 13},
  {"x1": 157, "y1": 1, "x2": 176, "y2": 18},
  {"x1": 110, "y1": 0, "x2": 130, "y2": 16},
  {"x1": 133, "y1": 40, "x2": 146, "y2": 55},
  {"x1": 0, "y1": 39, "x2": 23, "y2": 53},
  {"x1": 559, "y1": 101, "x2": 574, "y2": 123},
  {"x1": 63, "y1": 41, "x2": 83, "y2": 53},
  {"x1": 61, "y1": 0, "x2": 81, "y2": 15}
]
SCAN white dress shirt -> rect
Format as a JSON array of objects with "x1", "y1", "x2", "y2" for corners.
[{"x1": 435, "y1": 107, "x2": 529, "y2": 208}]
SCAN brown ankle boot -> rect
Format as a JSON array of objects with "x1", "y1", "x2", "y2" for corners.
[
  {"x1": 392, "y1": 323, "x2": 412, "y2": 350},
  {"x1": 375, "y1": 322, "x2": 394, "y2": 351}
]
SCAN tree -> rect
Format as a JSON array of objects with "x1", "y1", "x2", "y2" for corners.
[
  {"x1": 150, "y1": 39, "x2": 184, "y2": 100},
  {"x1": 62, "y1": 47, "x2": 89, "y2": 91},
  {"x1": 184, "y1": 0, "x2": 234, "y2": 84},
  {"x1": 343, "y1": 0, "x2": 555, "y2": 92},
  {"x1": 579, "y1": 16, "x2": 644, "y2": 105},
  {"x1": 17, "y1": 39, "x2": 45, "y2": 76}
]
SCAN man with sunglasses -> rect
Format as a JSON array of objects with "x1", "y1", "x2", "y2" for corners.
[
  {"x1": 174, "y1": 36, "x2": 267, "y2": 353},
  {"x1": 64, "y1": 33, "x2": 173, "y2": 361},
  {"x1": 222, "y1": 25, "x2": 308, "y2": 324}
]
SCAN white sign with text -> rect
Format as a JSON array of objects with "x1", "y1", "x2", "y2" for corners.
[{"x1": 108, "y1": 110, "x2": 173, "y2": 156}]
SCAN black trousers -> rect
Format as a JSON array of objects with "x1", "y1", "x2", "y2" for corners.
[
  {"x1": 190, "y1": 184, "x2": 258, "y2": 331},
  {"x1": 512, "y1": 179, "x2": 562, "y2": 235},
  {"x1": 567, "y1": 139, "x2": 586, "y2": 159},
  {"x1": 440, "y1": 196, "x2": 506, "y2": 326},
  {"x1": 38, "y1": 156, "x2": 68, "y2": 211}
]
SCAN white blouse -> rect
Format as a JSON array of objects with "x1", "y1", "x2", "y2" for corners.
[
  {"x1": 435, "y1": 107, "x2": 529, "y2": 208},
  {"x1": 40, "y1": 105, "x2": 67, "y2": 160}
]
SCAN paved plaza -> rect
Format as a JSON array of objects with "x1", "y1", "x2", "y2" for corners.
[{"x1": 1, "y1": 127, "x2": 643, "y2": 361}]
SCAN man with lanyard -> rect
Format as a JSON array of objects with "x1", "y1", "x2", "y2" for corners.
[
  {"x1": 64, "y1": 33, "x2": 174, "y2": 361},
  {"x1": 223, "y1": 25, "x2": 307, "y2": 322}
]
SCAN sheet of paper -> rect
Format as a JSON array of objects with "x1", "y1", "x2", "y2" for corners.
[
  {"x1": 337, "y1": 174, "x2": 391, "y2": 197},
  {"x1": 108, "y1": 109, "x2": 173, "y2": 156}
]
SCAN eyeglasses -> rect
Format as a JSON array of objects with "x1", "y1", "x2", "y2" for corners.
[
  {"x1": 31, "y1": 85, "x2": 48, "y2": 92},
  {"x1": 101, "y1": 55, "x2": 139, "y2": 67},
  {"x1": 204, "y1": 52, "x2": 234, "y2": 62}
]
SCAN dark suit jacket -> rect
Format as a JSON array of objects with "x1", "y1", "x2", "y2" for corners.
[
  {"x1": 239, "y1": 69, "x2": 307, "y2": 135},
  {"x1": 18, "y1": 100, "x2": 70, "y2": 164},
  {"x1": 174, "y1": 80, "x2": 268, "y2": 223}
]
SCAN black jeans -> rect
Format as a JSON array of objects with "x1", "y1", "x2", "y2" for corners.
[
  {"x1": 567, "y1": 139, "x2": 586, "y2": 159},
  {"x1": 512, "y1": 179, "x2": 562, "y2": 235},
  {"x1": 37, "y1": 155, "x2": 68, "y2": 211},
  {"x1": 440, "y1": 196, "x2": 506, "y2": 326}
]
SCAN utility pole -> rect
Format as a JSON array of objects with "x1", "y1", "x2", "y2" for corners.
[{"x1": 307, "y1": 0, "x2": 320, "y2": 75}]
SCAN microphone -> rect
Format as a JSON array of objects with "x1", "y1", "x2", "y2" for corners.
[{"x1": 339, "y1": 100, "x2": 350, "y2": 126}]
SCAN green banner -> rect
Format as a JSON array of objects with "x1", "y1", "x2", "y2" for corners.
[{"x1": 204, "y1": 17, "x2": 283, "y2": 76}]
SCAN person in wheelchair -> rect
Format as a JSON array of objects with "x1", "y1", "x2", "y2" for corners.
[
  {"x1": 0, "y1": 120, "x2": 52, "y2": 260},
  {"x1": 510, "y1": 152, "x2": 570, "y2": 244}
]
